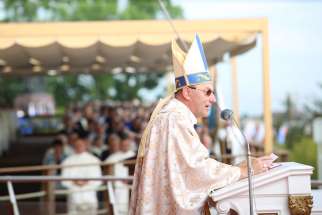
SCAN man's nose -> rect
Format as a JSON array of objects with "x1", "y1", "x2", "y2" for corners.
[{"x1": 209, "y1": 93, "x2": 216, "y2": 103}]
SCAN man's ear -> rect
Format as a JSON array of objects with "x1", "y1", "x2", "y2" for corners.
[{"x1": 181, "y1": 87, "x2": 192, "y2": 101}]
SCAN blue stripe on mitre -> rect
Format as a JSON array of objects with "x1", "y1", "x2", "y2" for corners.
[
  {"x1": 175, "y1": 76, "x2": 187, "y2": 89},
  {"x1": 175, "y1": 72, "x2": 211, "y2": 89},
  {"x1": 187, "y1": 72, "x2": 211, "y2": 85},
  {"x1": 195, "y1": 34, "x2": 209, "y2": 72}
]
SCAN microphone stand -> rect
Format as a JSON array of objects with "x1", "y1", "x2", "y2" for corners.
[{"x1": 231, "y1": 117, "x2": 255, "y2": 215}]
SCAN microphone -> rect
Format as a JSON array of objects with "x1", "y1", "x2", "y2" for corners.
[
  {"x1": 220, "y1": 109, "x2": 233, "y2": 121},
  {"x1": 220, "y1": 109, "x2": 255, "y2": 215}
]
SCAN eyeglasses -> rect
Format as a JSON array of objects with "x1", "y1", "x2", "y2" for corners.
[{"x1": 188, "y1": 86, "x2": 214, "y2": 96}]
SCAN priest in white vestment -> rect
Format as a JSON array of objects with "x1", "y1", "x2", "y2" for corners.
[
  {"x1": 129, "y1": 34, "x2": 274, "y2": 215},
  {"x1": 105, "y1": 134, "x2": 136, "y2": 215},
  {"x1": 61, "y1": 138, "x2": 102, "y2": 215}
]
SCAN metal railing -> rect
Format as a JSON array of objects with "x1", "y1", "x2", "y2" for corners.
[
  {"x1": 0, "y1": 160, "x2": 136, "y2": 215},
  {"x1": 1, "y1": 155, "x2": 320, "y2": 215},
  {"x1": 0, "y1": 175, "x2": 133, "y2": 183},
  {"x1": 0, "y1": 175, "x2": 134, "y2": 215},
  {"x1": 0, "y1": 159, "x2": 136, "y2": 174},
  {"x1": 311, "y1": 180, "x2": 322, "y2": 189}
]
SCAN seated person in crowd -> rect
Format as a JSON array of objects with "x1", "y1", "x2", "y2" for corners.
[
  {"x1": 43, "y1": 138, "x2": 68, "y2": 169},
  {"x1": 90, "y1": 135, "x2": 107, "y2": 159},
  {"x1": 43, "y1": 136, "x2": 70, "y2": 190},
  {"x1": 104, "y1": 133, "x2": 135, "y2": 215},
  {"x1": 61, "y1": 137, "x2": 102, "y2": 215},
  {"x1": 100, "y1": 133, "x2": 120, "y2": 161}
]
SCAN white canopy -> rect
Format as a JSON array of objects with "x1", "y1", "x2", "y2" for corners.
[{"x1": 0, "y1": 19, "x2": 257, "y2": 75}]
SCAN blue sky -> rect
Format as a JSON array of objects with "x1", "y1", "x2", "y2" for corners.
[{"x1": 171, "y1": 0, "x2": 322, "y2": 116}]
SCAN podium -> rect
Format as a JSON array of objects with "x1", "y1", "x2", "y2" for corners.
[{"x1": 209, "y1": 162, "x2": 318, "y2": 215}]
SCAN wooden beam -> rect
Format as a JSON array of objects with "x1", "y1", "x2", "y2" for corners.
[
  {"x1": 0, "y1": 19, "x2": 267, "y2": 38},
  {"x1": 230, "y1": 57, "x2": 240, "y2": 124},
  {"x1": 261, "y1": 19, "x2": 273, "y2": 154}
]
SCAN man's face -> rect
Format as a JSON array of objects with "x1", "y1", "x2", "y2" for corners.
[
  {"x1": 120, "y1": 139, "x2": 130, "y2": 152},
  {"x1": 74, "y1": 139, "x2": 87, "y2": 154},
  {"x1": 187, "y1": 83, "x2": 216, "y2": 118},
  {"x1": 54, "y1": 145, "x2": 63, "y2": 159}
]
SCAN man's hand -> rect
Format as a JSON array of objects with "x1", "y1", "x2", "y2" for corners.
[
  {"x1": 74, "y1": 180, "x2": 89, "y2": 186},
  {"x1": 238, "y1": 155, "x2": 276, "y2": 179}
]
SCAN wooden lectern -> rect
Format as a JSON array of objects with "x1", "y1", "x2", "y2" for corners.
[{"x1": 209, "y1": 162, "x2": 320, "y2": 215}]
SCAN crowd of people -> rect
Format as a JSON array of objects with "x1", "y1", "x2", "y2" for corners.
[
  {"x1": 42, "y1": 101, "x2": 152, "y2": 214},
  {"x1": 43, "y1": 101, "x2": 152, "y2": 163},
  {"x1": 43, "y1": 99, "x2": 217, "y2": 169}
]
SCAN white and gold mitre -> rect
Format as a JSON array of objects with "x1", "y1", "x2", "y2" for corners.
[{"x1": 172, "y1": 34, "x2": 212, "y2": 90}]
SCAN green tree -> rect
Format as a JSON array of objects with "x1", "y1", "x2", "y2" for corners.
[
  {"x1": 274, "y1": 94, "x2": 296, "y2": 128},
  {"x1": 0, "y1": 0, "x2": 183, "y2": 108},
  {"x1": 285, "y1": 94, "x2": 297, "y2": 121},
  {"x1": 1, "y1": 0, "x2": 118, "y2": 21},
  {"x1": 2, "y1": 0, "x2": 182, "y2": 22},
  {"x1": 289, "y1": 137, "x2": 318, "y2": 179},
  {"x1": 1, "y1": 0, "x2": 41, "y2": 22},
  {"x1": 284, "y1": 125, "x2": 304, "y2": 149},
  {"x1": 0, "y1": 76, "x2": 28, "y2": 107},
  {"x1": 305, "y1": 83, "x2": 322, "y2": 117},
  {"x1": 113, "y1": 72, "x2": 163, "y2": 101},
  {"x1": 120, "y1": 0, "x2": 182, "y2": 20}
]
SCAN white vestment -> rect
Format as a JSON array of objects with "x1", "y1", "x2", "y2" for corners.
[
  {"x1": 61, "y1": 152, "x2": 102, "y2": 214},
  {"x1": 105, "y1": 150, "x2": 136, "y2": 214},
  {"x1": 129, "y1": 98, "x2": 241, "y2": 215}
]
